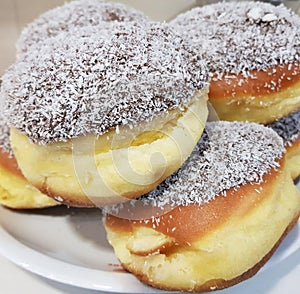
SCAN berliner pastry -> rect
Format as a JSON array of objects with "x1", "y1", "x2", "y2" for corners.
[
  {"x1": 170, "y1": 1, "x2": 300, "y2": 124},
  {"x1": 2, "y1": 22, "x2": 209, "y2": 207},
  {"x1": 0, "y1": 113, "x2": 57, "y2": 209},
  {"x1": 104, "y1": 121, "x2": 300, "y2": 292},
  {"x1": 17, "y1": 0, "x2": 149, "y2": 54},
  {"x1": 267, "y1": 109, "x2": 300, "y2": 180}
]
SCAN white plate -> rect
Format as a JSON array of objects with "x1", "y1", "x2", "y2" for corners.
[{"x1": 0, "y1": 180, "x2": 299, "y2": 293}]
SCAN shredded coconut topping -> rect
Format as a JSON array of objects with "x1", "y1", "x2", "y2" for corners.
[
  {"x1": 0, "y1": 105, "x2": 10, "y2": 157},
  {"x1": 3, "y1": 22, "x2": 207, "y2": 144},
  {"x1": 17, "y1": 0, "x2": 149, "y2": 53},
  {"x1": 267, "y1": 109, "x2": 300, "y2": 146},
  {"x1": 105, "y1": 121, "x2": 284, "y2": 214},
  {"x1": 0, "y1": 114, "x2": 10, "y2": 154},
  {"x1": 170, "y1": 1, "x2": 300, "y2": 77},
  {"x1": 0, "y1": 82, "x2": 11, "y2": 154}
]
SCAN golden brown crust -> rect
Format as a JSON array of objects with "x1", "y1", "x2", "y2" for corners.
[
  {"x1": 208, "y1": 62, "x2": 300, "y2": 123},
  {"x1": 209, "y1": 63, "x2": 300, "y2": 100},
  {"x1": 106, "y1": 160, "x2": 282, "y2": 244},
  {"x1": 0, "y1": 150, "x2": 58, "y2": 209},
  {"x1": 34, "y1": 182, "x2": 94, "y2": 207},
  {"x1": 122, "y1": 213, "x2": 299, "y2": 293},
  {"x1": 105, "y1": 158, "x2": 300, "y2": 292},
  {"x1": 0, "y1": 148, "x2": 24, "y2": 178},
  {"x1": 35, "y1": 175, "x2": 170, "y2": 207}
]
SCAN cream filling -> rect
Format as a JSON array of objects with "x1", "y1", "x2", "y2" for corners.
[
  {"x1": 10, "y1": 89, "x2": 208, "y2": 205},
  {"x1": 0, "y1": 165, "x2": 57, "y2": 209},
  {"x1": 105, "y1": 167, "x2": 300, "y2": 291}
]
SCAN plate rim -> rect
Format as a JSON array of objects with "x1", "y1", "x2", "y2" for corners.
[
  {"x1": 0, "y1": 215, "x2": 299, "y2": 293},
  {"x1": 0, "y1": 224, "x2": 162, "y2": 293},
  {"x1": 0, "y1": 178, "x2": 299, "y2": 293}
]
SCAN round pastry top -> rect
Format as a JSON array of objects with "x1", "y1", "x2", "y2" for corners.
[
  {"x1": 170, "y1": 1, "x2": 300, "y2": 77},
  {"x1": 17, "y1": 0, "x2": 149, "y2": 53},
  {"x1": 267, "y1": 109, "x2": 300, "y2": 146},
  {"x1": 105, "y1": 121, "x2": 284, "y2": 214},
  {"x1": 3, "y1": 22, "x2": 208, "y2": 144}
]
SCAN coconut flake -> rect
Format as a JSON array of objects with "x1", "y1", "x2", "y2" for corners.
[
  {"x1": 17, "y1": 0, "x2": 149, "y2": 53},
  {"x1": 170, "y1": 1, "x2": 300, "y2": 77},
  {"x1": 267, "y1": 109, "x2": 300, "y2": 146}
]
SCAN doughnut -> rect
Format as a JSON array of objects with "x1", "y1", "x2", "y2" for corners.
[
  {"x1": 17, "y1": 0, "x2": 149, "y2": 54},
  {"x1": 3, "y1": 22, "x2": 209, "y2": 207},
  {"x1": 104, "y1": 121, "x2": 300, "y2": 292},
  {"x1": 267, "y1": 109, "x2": 300, "y2": 179},
  {"x1": 0, "y1": 113, "x2": 57, "y2": 209},
  {"x1": 170, "y1": 1, "x2": 300, "y2": 124}
]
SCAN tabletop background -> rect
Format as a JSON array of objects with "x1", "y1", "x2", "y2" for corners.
[{"x1": 0, "y1": 1, "x2": 300, "y2": 293}]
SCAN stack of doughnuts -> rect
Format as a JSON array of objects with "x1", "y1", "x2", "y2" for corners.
[
  {"x1": 0, "y1": 1, "x2": 299, "y2": 292},
  {"x1": 170, "y1": 1, "x2": 300, "y2": 178}
]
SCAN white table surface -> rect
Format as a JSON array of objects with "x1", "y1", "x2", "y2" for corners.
[
  {"x1": 1, "y1": 0, "x2": 300, "y2": 293},
  {"x1": 0, "y1": 233, "x2": 300, "y2": 294}
]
